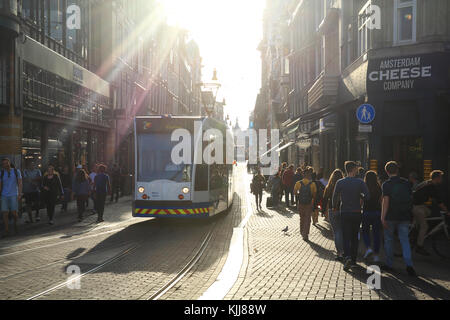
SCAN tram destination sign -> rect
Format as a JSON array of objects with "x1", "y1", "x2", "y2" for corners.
[
  {"x1": 367, "y1": 52, "x2": 450, "y2": 93},
  {"x1": 136, "y1": 118, "x2": 194, "y2": 134}
]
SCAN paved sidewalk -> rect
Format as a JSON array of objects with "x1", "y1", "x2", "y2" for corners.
[
  {"x1": 0, "y1": 196, "x2": 133, "y2": 239},
  {"x1": 226, "y1": 191, "x2": 450, "y2": 300}
]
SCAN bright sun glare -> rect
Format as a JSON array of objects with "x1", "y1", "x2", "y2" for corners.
[{"x1": 159, "y1": 0, "x2": 265, "y2": 128}]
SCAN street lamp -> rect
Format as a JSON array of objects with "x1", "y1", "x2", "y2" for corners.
[{"x1": 200, "y1": 69, "x2": 221, "y2": 117}]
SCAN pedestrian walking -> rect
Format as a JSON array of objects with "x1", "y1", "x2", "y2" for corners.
[
  {"x1": 332, "y1": 161, "x2": 370, "y2": 271},
  {"x1": 318, "y1": 168, "x2": 328, "y2": 189},
  {"x1": 411, "y1": 170, "x2": 448, "y2": 256},
  {"x1": 252, "y1": 168, "x2": 266, "y2": 210},
  {"x1": 89, "y1": 164, "x2": 98, "y2": 213},
  {"x1": 312, "y1": 171, "x2": 325, "y2": 225},
  {"x1": 270, "y1": 171, "x2": 282, "y2": 207},
  {"x1": 282, "y1": 165, "x2": 295, "y2": 207},
  {"x1": 381, "y1": 161, "x2": 416, "y2": 277},
  {"x1": 294, "y1": 167, "x2": 317, "y2": 242},
  {"x1": 22, "y1": 160, "x2": 42, "y2": 223},
  {"x1": 41, "y1": 165, "x2": 64, "y2": 225},
  {"x1": 72, "y1": 169, "x2": 90, "y2": 222},
  {"x1": 362, "y1": 171, "x2": 382, "y2": 263},
  {"x1": 60, "y1": 165, "x2": 72, "y2": 213},
  {"x1": 0, "y1": 158, "x2": 22, "y2": 237},
  {"x1": 279, "y1": 163, "x2": 287, "y2": 203},
  {"x1": 293, "y1": 167, "x2": 303, "y2": 206},
  {"x1": 93, "y1": 165, "x2": 111, "y2": 223},
  {"x1": 323, "y1": 169, "x2": 344, "y2": 261},
  {"x1": 110, "y1": 164, "x2": 121, "y2": 203}
]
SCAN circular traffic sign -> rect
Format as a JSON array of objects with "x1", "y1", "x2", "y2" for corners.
[{"x1": 356, "y1": 104, "x2": 376, "y2": 124}]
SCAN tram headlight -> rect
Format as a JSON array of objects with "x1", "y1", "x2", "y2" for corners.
[
  {"x1": 182, "y1": 187, "x2": 190, "y2": 194},
  {"x1": 138, "y1": 187, "x2": 145, "y2": 193}
]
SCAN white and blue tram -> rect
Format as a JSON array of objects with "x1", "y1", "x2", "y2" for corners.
[{"x1": 133, "y1": 116, "x2": 235, "y2": 218}]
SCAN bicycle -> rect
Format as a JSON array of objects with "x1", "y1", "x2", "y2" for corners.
[{"x1": 409, "y1": 210, "x2": 450, "y2": 259}]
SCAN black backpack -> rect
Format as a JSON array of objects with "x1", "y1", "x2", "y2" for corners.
[
  {"x1": 298, "y1": 181, "x2": 313, "y2": 205},
  {"x1": 389, "y1": 178, "x2": 413, "y2": 219}
]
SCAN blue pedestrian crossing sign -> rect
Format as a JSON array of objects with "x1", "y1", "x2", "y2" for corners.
[{"x1": 356, "y1": 104, "x2": 375, "y2": 124}]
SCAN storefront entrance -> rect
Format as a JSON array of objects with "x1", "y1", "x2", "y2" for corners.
[{"x1": 382, "y1": 136, "x2": 423, "y2": 179}]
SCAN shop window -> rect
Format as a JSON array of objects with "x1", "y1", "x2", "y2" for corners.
[
  {"x1": 22, "y1": 119, "x2": 43, "y2": 169},
  {"x1": 394, "y1": 0, "x2": 416, "y2": 45},
  {"x1": 48, "y1": 124, "x2": 70, "y2": 171}
]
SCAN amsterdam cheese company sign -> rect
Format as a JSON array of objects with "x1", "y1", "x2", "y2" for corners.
[{"x1": 367, "y1": 53, "x2": 450, "y2": 93}]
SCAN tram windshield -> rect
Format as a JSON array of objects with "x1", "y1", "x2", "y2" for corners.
[{"x1": 137, "y1": 133, "x2": 192, "y2": 183}]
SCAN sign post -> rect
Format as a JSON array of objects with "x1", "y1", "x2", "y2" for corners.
[{"x1": 356, "y1": 104, "x2": 375, "y2": 133}]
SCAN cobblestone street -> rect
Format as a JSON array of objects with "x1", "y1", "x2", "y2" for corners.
[{"x1": 0, "y1": 165, "x2": 448, "y2": 300}]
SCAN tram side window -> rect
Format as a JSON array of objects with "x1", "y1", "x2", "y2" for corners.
[{"x1": 194, "y1": 165, "x2": 208, "y2": 191}]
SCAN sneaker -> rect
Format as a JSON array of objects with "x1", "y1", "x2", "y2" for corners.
[
  {"x1": 415, "y1": 246, "x2": 430, "y2": 256},
  {"x1": 406, "y1": 266, "x2": 417, "y2": 277},
  {"x1": 302, "y1": 236, "x2": 309, "y2": 242},
  {"x1": 363, "y1": 248, "x2": 374, "y2": 259}
]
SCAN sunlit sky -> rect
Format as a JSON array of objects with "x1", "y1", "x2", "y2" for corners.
[{"x1": 160, "y1": 0, "x2": 265, "y2": 129}]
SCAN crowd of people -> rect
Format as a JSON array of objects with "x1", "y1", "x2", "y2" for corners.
[
  {"x1": 251, "y1": 160, "x2": 449, "y2": 276},
  {"x1": 0, "y1": 158, "x2": 126, "y2": 237}
]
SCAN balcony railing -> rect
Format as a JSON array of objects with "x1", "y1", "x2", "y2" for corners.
[
  {"x1": 23, "y1": 76, "x2": 111, "y2": 127},
  {"x1": 307, "y1": 74, "x2": 339, "y2": 111}
]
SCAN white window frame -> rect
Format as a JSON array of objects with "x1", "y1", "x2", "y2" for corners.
[
  {"x1": 358, "y1": 1, "x2": 372, "y2": 57},
  {"x1": 393, "y1": 0, "x2": 417, "y2": 45}
]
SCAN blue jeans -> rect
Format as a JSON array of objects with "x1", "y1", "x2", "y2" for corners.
[
  {"x1": 329, "y1": 210, "x2": 343, "y2": 255},
  {"x1": 384, "y1": 221, "x2": 413, "y2": 268},
  {"x1": 362, "y1": 211, "x2": 382, "y2": 254}
]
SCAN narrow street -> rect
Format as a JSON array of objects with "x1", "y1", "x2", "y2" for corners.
[{"x1": 0, "y1": 164, "x2": 448, "y2": 300}]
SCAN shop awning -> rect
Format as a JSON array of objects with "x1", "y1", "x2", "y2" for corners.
[{"x1": 277, "y1": 141, "x2": 295, "y2": 152}]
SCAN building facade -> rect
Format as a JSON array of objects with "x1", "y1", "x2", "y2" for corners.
[
  {"x1": 275, "y1": 0, "x2": 449, "y2": 198},
  {"x1": 0, "y1": 0, "x2": 203, "y2": 180}
]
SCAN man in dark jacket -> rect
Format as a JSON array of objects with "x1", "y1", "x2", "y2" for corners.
[{"x1": 282, "y1": 165, "x2": 295, "y2": 207}]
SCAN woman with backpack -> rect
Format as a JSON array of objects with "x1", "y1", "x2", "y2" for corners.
[
  {"x1": 41, "y1": 165, "x2": 64, "y2": 225},
  {"x1": 294, "y1": 167, "x2": 317, "y2": 242},
  {"x1": 72, "y1": 169, "x2": 90, "y2": 222},
  {"x1": 323, "y1": 169, "x2": 344, "y2": 261},
  {"x1": 362, "y1": 170, "x2": 382, "y2": 262}
]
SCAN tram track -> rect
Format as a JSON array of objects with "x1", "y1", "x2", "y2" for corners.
[
  {"x1": 144, "y1": 222, "x2": 216, "y2": 300},
  {"x1": 26, "y1": 244, "x2": 140, "y2": 300}
]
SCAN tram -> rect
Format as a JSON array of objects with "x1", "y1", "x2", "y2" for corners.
[{"x1": 133, "y1": 116, "x2": 235, "y2": 218}]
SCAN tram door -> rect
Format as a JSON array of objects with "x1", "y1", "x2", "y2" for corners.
[{"x1": 383, "y1": 136, "x2": 423, "y2": 179}]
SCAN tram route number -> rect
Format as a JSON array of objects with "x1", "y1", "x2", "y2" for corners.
[{"x1": 184, "y1": 304, "x2": 267, "y2": 317}]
